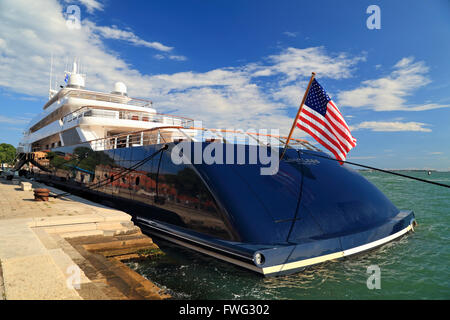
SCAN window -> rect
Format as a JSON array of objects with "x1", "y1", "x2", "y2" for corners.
[{"x1": 135, "y1": 176, "x2": 140, "y2": 186}]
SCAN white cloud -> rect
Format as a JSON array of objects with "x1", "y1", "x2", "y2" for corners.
[
  {"x1": 153, "y1": 53, "x2": 187, "y2": 61},
  {"x1": 283, "y1": 31, "x2": 297, "y2": 38},
  {"x1": 251, "y1": 68, "x2": 272, "y2": 77},
  {"x1": 0, "y1": 0, "x2": 178, "y2": 96},
  {"x1": 271, "y1": 81, "x2": 307, "y2": 106},
  {"x1": 86, "y1": 23, "x2": 173, "y2": 52},
  {"x1": 0, "y1": 115, "x2": 31, "y2": 124},
  {"x1": 338, "y1": 57, "x2": 450, "y2": 111},
  {"x1": 0, "y1": 0, "x2": 364, "y2": 139},
  {"x1": 351, "y1": 121, "x2": 432, "y2": 132},
  {"x1": 168, "y1": 55, "x2": 187, "y2": 61},
  {"x1": 265, "y1": 47, "x2": 365, "y2": 83},
  {"x1": 70, "y1": 0, "x2": 103, "y2": 14},
  {"x1": 250, "y1": 47, "x2": 364, "y2": 105}
]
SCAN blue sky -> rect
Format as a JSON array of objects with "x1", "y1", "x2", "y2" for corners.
[{"x1": 0, "y1": 0, "x2": 449, "y2": 169}]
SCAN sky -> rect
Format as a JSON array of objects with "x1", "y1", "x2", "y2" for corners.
[{"x1": 0, "y1": 0, "x2": 449, "y2": 170}]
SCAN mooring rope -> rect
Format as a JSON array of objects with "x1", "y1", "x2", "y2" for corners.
[
  {"x1": 154, "y1": 146, "x2": 165, "y2": 203},
  {"x1": 297, "y1": 150, "x2": 450, "y2": 189}
]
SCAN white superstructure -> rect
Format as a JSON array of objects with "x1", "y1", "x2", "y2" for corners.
[
  {"x1": 19, "y1": 62, "x2": 194, "y2": 153},
  {"x1": 19, "y1": 61, "x2": 318, "y2": 155}
]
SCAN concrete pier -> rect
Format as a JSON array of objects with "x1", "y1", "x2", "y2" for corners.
[{"x1": 0, "y1": 177, "x2": 169, "y2": 300}]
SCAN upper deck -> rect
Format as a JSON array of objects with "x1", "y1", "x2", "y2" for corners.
[
  {"x1": 28, "y1": 87, "x2": 155, "y2": 133},
  {"x1": 20, "y1": 62, "x2": 320, "y2": 154},
  {"x1": 43, "y1": 88, "x2": 153, "y2": 110},
  {"x1": 21, "y1": 77, "x2": 192, "y2": 152}
]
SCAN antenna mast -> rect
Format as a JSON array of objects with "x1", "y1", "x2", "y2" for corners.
[{"x1": 49, "y1": 53, "x2": 53, "y2": 99}]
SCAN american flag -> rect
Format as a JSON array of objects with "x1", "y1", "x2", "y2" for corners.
[{"x1": 297, "y1": 78, "x2": 356, "y2": 161}]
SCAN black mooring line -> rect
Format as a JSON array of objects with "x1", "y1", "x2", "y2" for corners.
[
  {"x1": 50, "y1": 144, "x2": 169, "y2": 198},
  {"x1": 298, "y1": 151, "x2": 450, "y2": 189}
]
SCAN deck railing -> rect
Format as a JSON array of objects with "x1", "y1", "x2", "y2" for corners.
[
  {"x1": 62, "y1": 106, "x2": 194, "y2": 128},
  {"x1": 87, "y1": 126, "x2": 321, "y2": 152}
]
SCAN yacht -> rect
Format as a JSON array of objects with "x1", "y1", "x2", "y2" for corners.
[{"x1": 15, "y1": 62, "x2": 416, "y2": 276}]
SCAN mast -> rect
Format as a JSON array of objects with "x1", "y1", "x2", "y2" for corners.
[{"x1": 49, "y1": 53, "x2": 53, "y2": 99}]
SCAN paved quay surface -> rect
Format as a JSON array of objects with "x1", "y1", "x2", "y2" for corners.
[{"x1": 0, "y1": 177, "x2": 169, "y2": 300}]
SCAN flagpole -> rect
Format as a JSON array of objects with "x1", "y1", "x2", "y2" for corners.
[{"x1": 280, "y1": 72, "x2": 316, "y2": 160}]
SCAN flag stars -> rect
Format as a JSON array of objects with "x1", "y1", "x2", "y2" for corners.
[{"x1": 305, "y1": 79, "x2": 330, "y2": 117}]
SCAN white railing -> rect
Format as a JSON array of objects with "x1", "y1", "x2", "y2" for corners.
[
  {"x1": 193, "y1": 128, "x2": 321, "y2": 151},
  {"x1": 87, "y1": 126, "x2": 320, "y2": 152},
  {"x1": 90, "y1": 127, "x2": 175, "y2": 151},
  {"x1": 62, "y1": 106, "x2": 194, "y2": 128}
]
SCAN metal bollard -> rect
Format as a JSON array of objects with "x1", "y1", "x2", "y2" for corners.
[{"x1": 34, "y1": 188, "x2": 50, "y2": 201}]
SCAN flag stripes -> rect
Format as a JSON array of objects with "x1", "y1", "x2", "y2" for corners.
[
  {"x1": 327, "y1": 101, "x2": 356, "y2": 145},
  {"x1": 297, "y1": 110, "x2": 346, "y2": 161},
  {"x1": 297, "y1": 122, "x2": 344, "y2": 161},
  {"x1": 301, "y1": 107, "x2": 353, "y2": 153},
  {"x1": 295, "y1": 78, "x2": 356, "y2": 162}
]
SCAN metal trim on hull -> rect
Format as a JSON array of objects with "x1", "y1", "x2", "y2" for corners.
[
  {"x1": 261, "y1": 221, "x2": 415, "y2": 276},
  {"x1": 136, "y1": 217, "x2": 255, "y2": 262},
  {"x1": 136, "y1": 215, "x2": 415, "y2": 277},
  {"x1": 137, "y1": 217, "x2": 263, "y2": 274}
]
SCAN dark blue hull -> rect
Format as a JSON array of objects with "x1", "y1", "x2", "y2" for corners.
[{"x1": 26, "y1": 142, "x2": 416, "y2": 276}]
